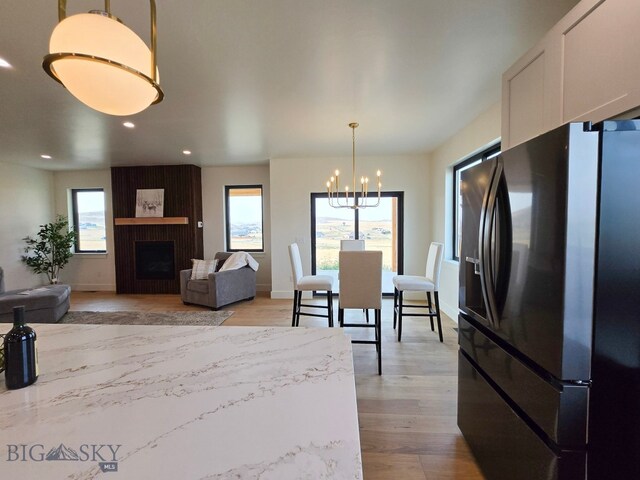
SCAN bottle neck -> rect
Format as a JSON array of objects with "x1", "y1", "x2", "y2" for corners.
[{"x1": 13, "y1": 306, "x2": 25, "y2": 327}]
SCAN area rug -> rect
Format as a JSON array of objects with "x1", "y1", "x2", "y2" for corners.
[{"x1": 60, "y1": 310, "x2": 233, "y2": 326}]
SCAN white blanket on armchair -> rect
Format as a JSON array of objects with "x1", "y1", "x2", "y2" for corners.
[{"x1": 218, "y1": 252, "x2": 260, "y2": 272}]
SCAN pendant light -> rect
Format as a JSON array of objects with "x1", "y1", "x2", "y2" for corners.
[
  {"x1": 326, "y1": 123, "x2": 382, "y2": 209},
  {"x1": 42, "y1": 0, "x2": 164, "y2": 116}
]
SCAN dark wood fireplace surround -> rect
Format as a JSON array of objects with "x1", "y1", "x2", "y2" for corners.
[{"x1": 111, "y1": 165, "x2": 203, "y2": 294}]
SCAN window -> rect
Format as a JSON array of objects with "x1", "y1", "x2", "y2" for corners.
[
  {"x1": 310, "y1": 191, "x2": 404, "y2": 295},
  {"x1": 71, "y1": 189, "x2": 107, "y2": 253},
  {"x1": 225, "y1": 185, "x2": 264, "y2": 252},
  {"x1": 452, "y1": 144, "x2": 500, "y2": 261}
]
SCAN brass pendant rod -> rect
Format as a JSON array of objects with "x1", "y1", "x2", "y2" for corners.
[
  {"x1": 104, "y1": 0, "x2": 111, "y2": 15},
  {"x1": 58, "y1": 0, "x2": 67, "y2": 21},
  {"x1": 150, "y1": 0, "x2": 158, "y2": 83},
  {"x1": 352, "y1": 124, "x2": 357, "y2": 205}
]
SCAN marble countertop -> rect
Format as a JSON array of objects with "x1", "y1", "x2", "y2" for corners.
[{"x1": 0, "y1": 324, "x2": 362, "y2": 479}]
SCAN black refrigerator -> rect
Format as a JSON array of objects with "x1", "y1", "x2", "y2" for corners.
[{"x1": 457, "y1": 120, "x2": 640, "y2": 480}]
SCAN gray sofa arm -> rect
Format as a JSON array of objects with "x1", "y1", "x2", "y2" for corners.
[
  {"x1": 180, "y1": 269, "x2": 192, "y2": 303},
  {"x1": 208, "y1": 267, "x2": 256, "y2": 309}
]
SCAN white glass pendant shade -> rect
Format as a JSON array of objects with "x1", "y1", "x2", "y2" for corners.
[{"x1": 47, "y1": 13, "x2": 161, "y2": 116}]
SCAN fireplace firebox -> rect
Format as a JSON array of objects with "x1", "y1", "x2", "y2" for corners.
[{"x1": 135, "y1": 241, "x2": 175, "y2": 280}]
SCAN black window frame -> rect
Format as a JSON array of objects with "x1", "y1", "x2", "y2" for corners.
[
  {"x1": 310, "y1": 190, "x2": 404, "y2": 296},
  {"x1": 224, "y1": 185, "x2": 265, "y2": 253},
  {"x1": 71, "y1": 188, "x2": 107, "y2": 253},
  {"x1": 452, "y1": 143, "x2": 501, "y2": 261}
]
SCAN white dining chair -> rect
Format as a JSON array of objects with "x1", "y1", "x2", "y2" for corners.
[
  {"x1": 340, "y1": 238, "x2": 368, "y2": 320},
  {"x1": 340, "y1": 239, "x2": 365, "y2": 251},
  {"x1": 392, "y1": 242, "x2": 444, "y2": 342},
  {"x1": 288, "y1": 243, "x2": 334, "y2": 327},
  {"x1": 338, "y1": 250, "x2": 383, "y2": 375}
]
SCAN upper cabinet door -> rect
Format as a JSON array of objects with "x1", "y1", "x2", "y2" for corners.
[
  {"x1": 562, "y1": 0, "x2": 640, "y2": 124},
  {"x1": 502, "y1": 48, "x2": 548, "y2": 150},
  {"x1": 502, "y1": 0, "x2": 640, "y2": 150}
]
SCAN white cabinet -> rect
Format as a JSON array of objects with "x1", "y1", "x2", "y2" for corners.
[{"x1": 502, "y1": 0, "x2": 640, "y2": 150}]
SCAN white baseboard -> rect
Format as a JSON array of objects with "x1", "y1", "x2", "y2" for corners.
[
  {"x1": 256, "y1": 283, "x2": 271, "y2": 292},
  {"x1": 271, "y1": 290, "x2": 315, "y2": 300},
  {"x1": 70, "y1": 284, "x2": 116, "y2": 292},
  {"x1": 441, "y1": 301, "x2": 458, "y2": 323},
  {"x1": 270, "y1": 291, "x2": 290, "y2": 299}
]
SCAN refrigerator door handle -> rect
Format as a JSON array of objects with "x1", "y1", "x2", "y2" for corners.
[
  {"x1": 479, "y1": 161, "x2": 503, "y2": 327},
  {"x1": 465, "y1": 256, "x2": 481, "y2": 275}
]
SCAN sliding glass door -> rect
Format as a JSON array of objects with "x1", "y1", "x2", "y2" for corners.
[{"x1": 311, "y1": 192, "x2": 403, "y2": 294}]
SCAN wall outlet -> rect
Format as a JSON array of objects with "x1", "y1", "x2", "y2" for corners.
[{"x1": 197, "y1": 221, "x2": 203, "y2": 228}]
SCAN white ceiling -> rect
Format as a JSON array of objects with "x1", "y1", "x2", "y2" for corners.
[{"x1": 0, "y1": 0, "x2": 579, "y2": 171}]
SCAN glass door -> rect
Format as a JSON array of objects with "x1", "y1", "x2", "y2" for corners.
[{"x1": 311, "y1": 192, "x2": 403, "y2": 294}]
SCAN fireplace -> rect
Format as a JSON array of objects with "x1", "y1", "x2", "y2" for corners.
[{"x1": 135, "y1": 241, "x2": 175, "y2": 280}]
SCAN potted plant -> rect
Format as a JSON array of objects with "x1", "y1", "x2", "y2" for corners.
[{"x1": 21, "y1": 215, "x2": 77, "y2": 284}]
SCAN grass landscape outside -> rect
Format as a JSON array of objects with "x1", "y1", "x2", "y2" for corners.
[
  {"x1": 314, "y1": 197, "x2": 397, "y2": 292},
  {"x1": 77, "y1": 212, "x2": 107, "y2": 251}
]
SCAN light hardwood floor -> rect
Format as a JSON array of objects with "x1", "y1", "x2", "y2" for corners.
[{"x1": 70, "y1": 291, "x2": 485, "y2": 480}]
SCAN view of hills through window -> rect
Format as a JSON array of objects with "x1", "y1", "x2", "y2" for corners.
[
  {"x1": 227, "y1": 186, "x2": 263, "y2": 251},
  {"x1": 74, "y1": 190, "x2": 106, "y2": 252},
  {"x1": 313, "y1": 196, "x2": 399, "y2": 293}
]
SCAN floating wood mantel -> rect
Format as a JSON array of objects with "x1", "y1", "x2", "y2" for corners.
[{"x1": 114, "y1": 217, "x2": 189, "y2": 226}]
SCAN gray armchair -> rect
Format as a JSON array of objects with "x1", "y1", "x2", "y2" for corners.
[{"x1": 180, "y1": 252, "x2": 256, "y2": 310}]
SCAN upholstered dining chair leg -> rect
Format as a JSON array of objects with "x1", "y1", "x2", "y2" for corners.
[
  {"x1": 376, "y1": 309, "x2": 382, "y2": 375},
  {"x1": 397, "y1": 290, "x2": 404, "y2": 342},
  {"x1": 435, "y1": 291, "x2": 443, "y2": 343},
  {"x1": 338, "y1": 307, "x2": 344, "y2": 328},
  {"x1": 296, "y1": 291, "x2": 303, "y2": 327},
  {"x1": 393, "y1": 288, "x2": 398, "y2": 329},
  {"x1": 374, "y1": 313, "x2": 379, "y2": 353},
  {"x1": 427, "y1": 292, "x2": 435, "y2": 331},
  {"x1": 291, "y1": 290, "x2": 299, "y2": 327},
  {"x1": 327, "y1": 291, "x2": 334, "y2": 327},
  {"x1": 365, "y1": 309, "x2": 369, "y2": 323}
]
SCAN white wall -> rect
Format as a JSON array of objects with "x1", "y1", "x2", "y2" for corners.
[
  {"x1": 201, "y1": 165, "x2": 271, "y2": 291},
  {"x1": 53, "y1": 169, "x2": 116, "y2": 291},
  {"x1": 0, "y1": 162, "x2": 54, "y2": 290},
  {"x1": 428, "y1": 102, "x2": 501, "y2": 320},
  {"x1": 270, "y1": 155, "x2": 430, "y2": 298}
]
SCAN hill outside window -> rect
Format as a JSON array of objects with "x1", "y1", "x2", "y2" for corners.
[{"x1": 225, "y1": 185, "x2": 264, "y2": 252}]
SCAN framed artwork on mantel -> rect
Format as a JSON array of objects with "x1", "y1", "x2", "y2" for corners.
[{"x1": 135, "y1": 189, "x2": 164, "y2": 217}]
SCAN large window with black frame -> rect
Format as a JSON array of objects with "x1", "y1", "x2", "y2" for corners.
[
  {"x1": 310, "y1": 191, "x2": 404, "y2": 295},
  {"x1": 225, "y1": 185, "x2": 264, "y2": 252},
  {"x1": 452, "y1": 143, "x2": 501, "y2": 261},
  {"x1": 71, "y1": 188, "x2": 107, "y2": 253}
]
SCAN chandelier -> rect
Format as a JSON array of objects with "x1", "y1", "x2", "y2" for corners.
[
  {"x1": 326, "y1": 123, "x2": 382, "y2": 209},
  {"x1": 42, "y1": 0, "x2": 164, "y2": 116}
]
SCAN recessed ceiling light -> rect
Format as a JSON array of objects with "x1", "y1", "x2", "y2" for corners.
[
  {"x1": 123, "y1": 121, "x2": 135, "y2": 128},
  {"x1": 40, "y1": 154, "x2": 52, "y2": 159},
  {"x1": 182, "y1": 150, "x2": 192, "y2": 155},
  {"x1": 0, "y1": 57, "x2": 11, "y2": 68}
]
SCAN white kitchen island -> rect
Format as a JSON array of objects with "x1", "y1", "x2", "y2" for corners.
[{"x1": 0, "y1": 324, "x2": 362, "y2": 479}]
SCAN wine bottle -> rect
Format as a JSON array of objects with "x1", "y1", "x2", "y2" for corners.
[{"x1": 4, "y1": 306, "x2": 38, "y2": 390}]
